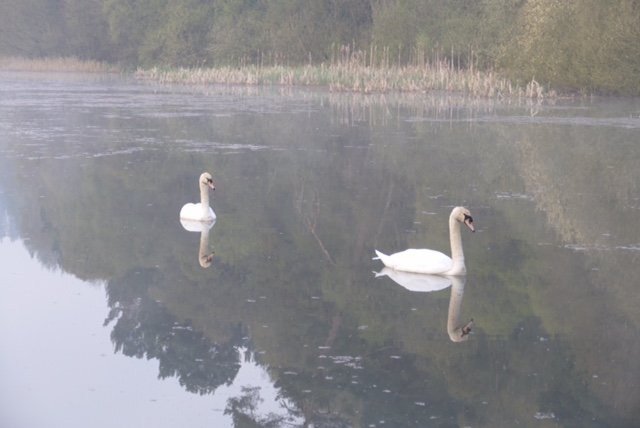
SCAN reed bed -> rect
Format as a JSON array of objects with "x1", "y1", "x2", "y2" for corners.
[
  {"x1": 136, "y1": 61, "x2": 550, "y2": 99},
  {"x1": 0, "y1": 55, "x2": 549, "y2": 98},
  {"x1": 0, "y1": 56, "x2": 118, "y2": 73}
]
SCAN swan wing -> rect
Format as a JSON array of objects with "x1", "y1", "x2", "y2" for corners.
[
  {"x1": 180, "y1": 203, "x2": 216, "y2": 222},
  {"x1": 376, "y1": 249, "x2": 453, "y2": 275},
  {"x1": 180, "y1": 203, "x2": 197, "y2": 219}
]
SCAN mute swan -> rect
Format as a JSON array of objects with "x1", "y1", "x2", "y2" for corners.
[
  {"x1": 374, "y1": 206, "x2": 474, "y2": 275},
  {"x1": 180, "y1": 172, "x2": 216, "y2": 223},
  {"x1": 374, "y1": 270, "x2": 473, "y2": 342},
  {"x1": 197, "y1": 225, "x2": 214, "y2": 268},
  {"x1": 446, "y1": 276, "x2": 474, "y2": 342},
  {"x1": 179, "y1": 218, "x2": 216, "y2": 267},
  {"x1": 375, "y1": 268, "x2": 452, "y2": 292}
]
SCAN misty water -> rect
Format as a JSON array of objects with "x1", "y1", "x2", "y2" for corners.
[{"x1": 1, "y1": 72, "x2": 639, "y2": 428}]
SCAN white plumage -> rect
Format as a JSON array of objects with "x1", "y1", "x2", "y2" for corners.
[
  {"x1": 374, "y1": 206, "x2": 475, "y2": 275},
  {"x1": 180, "y1": 172, "x2": 216, "y2": 223}
]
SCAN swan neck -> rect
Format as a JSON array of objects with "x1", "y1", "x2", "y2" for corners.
[
  {"x1": 447, "y1": 278, "x2": 467, "y2": 342},
  {"x1": 200, "y1": 183, "x2": 211, "y2": 211},
  {"x1": 198, "y1": 229, "x2": 213, "y2": 268},
  {"x1": 449, "y1": 214, "x2": 464, "y2": 262},
  {"x1": 199, "y1": 229, "x2": 210, "y2": 255}
]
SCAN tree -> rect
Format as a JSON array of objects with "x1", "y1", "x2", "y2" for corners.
[
  {"x1": 0, "y1": 0, "x2": 67, "y2": 57},
  {"x1": 64, "y1": 0, "x2": 112, "y2": 60},
  {"x1": 500, "y1": 0, "x2": 640, "y2": 94}
]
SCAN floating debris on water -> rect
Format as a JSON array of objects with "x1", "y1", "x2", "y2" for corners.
[
  {"x1": 495, "y1": 191, "x2": 533, "y2": 200},
  {"x1": 534, "y1": 412, "x2": 556, "y2": 420}
]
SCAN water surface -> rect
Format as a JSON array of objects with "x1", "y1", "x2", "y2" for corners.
[{"x1": 1, "y1": 72, "x2": 639, "y2": 427}]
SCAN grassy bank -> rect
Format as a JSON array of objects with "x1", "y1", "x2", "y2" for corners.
[
  {"x1": 0, "y1": 56, "x2": 118, "y2": 73},
  {"x1": 136, "y1": 62, "x2": 550, "y2": 98},
  {"x1": 0, "y1": 56, "x2": 549, "y2": 98}
]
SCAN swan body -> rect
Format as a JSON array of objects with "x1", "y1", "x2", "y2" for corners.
[
  {"x1": 180, "y1": 172, "x2": 216, "y2": 223},
  {"x1": 374, "y1": 270, "x2": 473, "y2": 342},
  {"x1": 375, "y1": 206, "x2": 474, "y2": 275},
  {"x1": 180, "y1": 218, "x2": 216, "y2": 232},
  {"x1": 179, "y1": 219, "x2": 215, "y2": 267},
  {"x1": 375, "y1": 268, "x2": 452, "y2": 292}
]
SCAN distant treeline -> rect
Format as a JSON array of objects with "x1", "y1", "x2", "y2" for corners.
[{"x1": 1, "y1": 0, "x2": 639, "y2": 95}]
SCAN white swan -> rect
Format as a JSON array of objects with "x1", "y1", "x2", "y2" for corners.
[
  {"x1": 180, "y1": 172, "x2": 216, "y2": 223},
  {"x1": 374, "y1": 267, "x2": 452, "y2": 292},
  {"x1": 446, "y1": 276, "x2": 474, "y2": 342},
  {"x1": 374, "y1": 206, "x2": 475, "y2": 275},
  {"x1": 374, "y1": 270, "x2": 473, "y2": 342},
  {"x1": 178, "y1": 219, "x2": 216, "y2": 267},
  {"x1": 196, "y1": 226, "x2": 214, "y2": 268}
]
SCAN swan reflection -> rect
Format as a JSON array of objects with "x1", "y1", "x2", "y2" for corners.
[
  {"x1": 180, "y1": 218, "x2": 215, "y2": 268},
  {"x1": 375, "y1": 268, "x2": 473, "y2": 342}
]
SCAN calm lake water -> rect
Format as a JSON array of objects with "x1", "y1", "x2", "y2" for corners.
[{"x1": 1, "y1": 72, "x2": 639, "y2": 428}]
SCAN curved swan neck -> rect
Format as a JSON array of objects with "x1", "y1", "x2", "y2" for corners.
[
  {"x1": 199, "y1": 229, "x2": 213, "y2": 268},
  {"x1": 449, "y1": 212, "x2": 465, "y2": 274},
  {"x1": 200, "y1": 182, "x2": 211, "y2": 212},
  {"x1": 449, "y1": 213, "x2": 464, "y2": 260},
  {"x1": 447, "y1": 277, "x2": 470, "y2": 342}
]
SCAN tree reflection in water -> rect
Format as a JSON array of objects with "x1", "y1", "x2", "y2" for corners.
[{"x1": 104, "y1": 268, "x2": 247, "y2": 395}]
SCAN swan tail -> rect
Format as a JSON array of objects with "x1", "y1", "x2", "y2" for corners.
[{"x1": 373, "y1": 250, "x2": 391, "y2": 267}]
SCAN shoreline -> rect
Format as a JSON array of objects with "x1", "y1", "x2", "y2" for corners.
[
  {"x1": 1, "y1": 56, "x2": 551, "y2": 99},
  {"x1": 0, "y1": 56, "x2": 118, "y2": 74},
  {"x1": 135, "y1": 64, "x2": 550, "y2": 99}
]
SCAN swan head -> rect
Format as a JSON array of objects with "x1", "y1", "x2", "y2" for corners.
[
  {"x1": 200, "y1": 172, "x2": 215, "y2": 191},
  {"x1": 452, "y1": 206, "x2": 475, "y2": 232},
  {"x1": 449, "y1": 318, "x2": 474, "y2": 342},
  {"x1": 199, "y1": 252, "x2": 214, "y2": 268}
]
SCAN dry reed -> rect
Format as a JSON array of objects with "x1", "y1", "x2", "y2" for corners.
[
  {"x1": 0, "y1": 56, "x2": 118, "y2": 73},
  {"x1": 136, "y1": 60, "x2": 550, "y2": 99},
  {"x1": 0, "y1": 54, "x2": 551, "y2": 98}
]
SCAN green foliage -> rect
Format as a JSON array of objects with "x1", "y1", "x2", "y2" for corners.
[
  {"x1": 0, "y1": 0, "x2": 67, "y2": 57},
  {"x1": 64, "y1": 0, "x2": 112, "y2": 60},
  {"x1": 140, "y1": 0, "x2": 215, "y2": 67},
  {"x1": 0, "y1": 0, "x2": 638, "y2": 93},
  {"x1": 501, "y1": 0, "x2": 640, "y2": 94}
]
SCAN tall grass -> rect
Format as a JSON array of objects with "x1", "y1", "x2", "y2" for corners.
[
  {"x1": 0, "y1": 53, "x2": 550, "y2": 98},
  {"x1": 0, "y1": 56, "x2": 118, "y2": 73},
  {"x1": 136, "y1": 46, "x2": 553, "y2": 99}
]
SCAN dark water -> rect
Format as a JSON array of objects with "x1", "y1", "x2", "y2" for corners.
[{"x1": 1, "y1": 72, "x2": 639, "y2": 428}]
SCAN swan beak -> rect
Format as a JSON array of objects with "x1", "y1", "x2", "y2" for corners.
[
  {"x1": 464, "y1": 215, "x2": 475, "y2": 232},
  {"x1": 200, "y1": 252, "x2": 215, "y2": 268},
  {"x1": 206, "y1": 178, "x2": 215, "y2": 190},
  {"x1": 461, "y1": 319, "x2": 474, "y2": 336}
]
